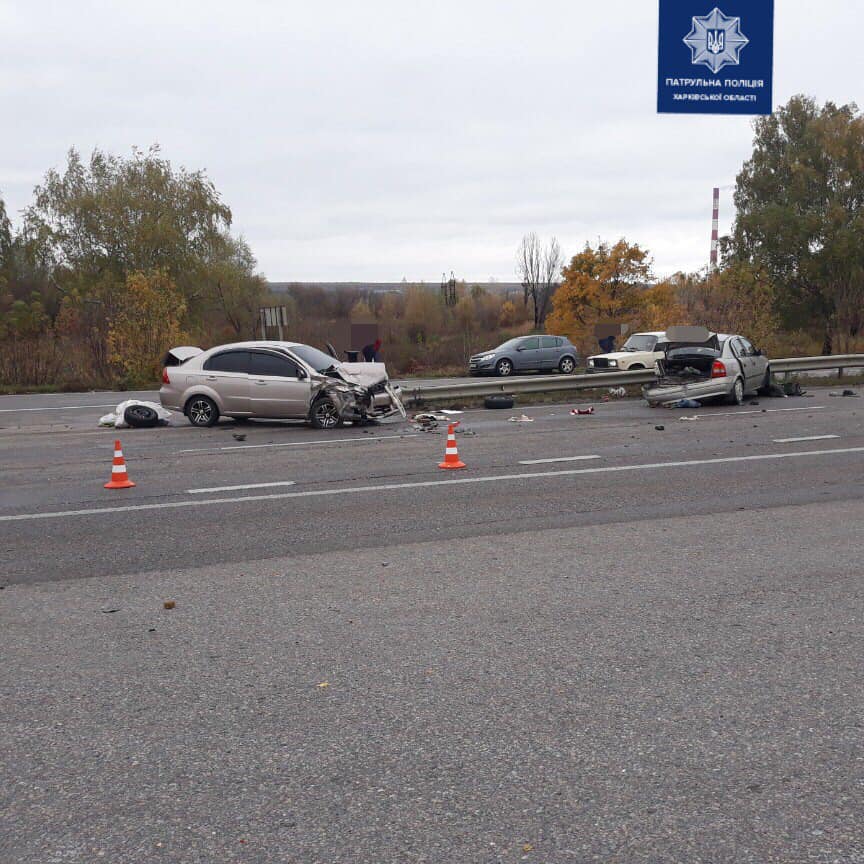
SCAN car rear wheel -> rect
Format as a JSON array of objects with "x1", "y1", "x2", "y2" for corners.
[
  {"x1": 186, "y1": 396, "x2": 219, "y2": 427},
  {"x1": 310, "y1": 396, "x2": 343, "y2": 430},
  {"x1": 758, "y1": 366, "x2": 772, "y2": 395},
  {"x1": 558, "y1": 356, "x2": 576, "y2": 374},
  {"x1": 728, "y1": 377, "x2": 745, "y2": 406},
  {"x1": 495, "y1": 358, "x2": 513, "y2": 377}
]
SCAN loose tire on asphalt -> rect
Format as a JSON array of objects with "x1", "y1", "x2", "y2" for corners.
[
  {"x1": 123, "y1": 404, "x2": 160, "y2": 428},
  {"x1": 484, "y1": 395, "x2": 514, "y2": 410}
]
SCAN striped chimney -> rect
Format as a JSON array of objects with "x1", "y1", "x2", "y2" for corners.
[{"x1": 710, "y1": 187, "x2": 720, "y2": 269}]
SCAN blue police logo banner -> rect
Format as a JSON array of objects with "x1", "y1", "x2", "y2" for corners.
[{"x1": 658, "y1": 1, "x2": 774, "y2": 114}]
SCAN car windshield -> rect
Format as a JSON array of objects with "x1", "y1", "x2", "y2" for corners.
[
  {"x1": 291, "y1": 344, "x2": 340, "y2": 373},
  {"x1": 494, "y1": 339, "x2": 521, "y2": 351},
  {"x1": 622, "y1": 335, "x2": 658, "y2": 352}
]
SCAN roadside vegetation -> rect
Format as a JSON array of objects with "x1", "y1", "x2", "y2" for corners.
[{"x1": 1, "y1": 95, "x2": 862, "y2": 391}]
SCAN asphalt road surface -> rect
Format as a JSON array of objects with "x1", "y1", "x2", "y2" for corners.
[{"x1": 2, "y1": 389, "x2": 863, "y2": 862}]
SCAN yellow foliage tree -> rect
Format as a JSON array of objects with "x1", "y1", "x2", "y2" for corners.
[
  {"x1": 107, "y1": 271, "x2": 187, "y2": 386},
  {"x1": 639, "y1": 281, "x2": 686, "y2": 331},
  {"x1": 546, "y1": 239, "x2": 652, "y2": 351},
  {"x1": 498, "y1": 300, "x2": 517, "y2": 328}
]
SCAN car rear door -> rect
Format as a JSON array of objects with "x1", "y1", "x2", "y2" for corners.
[
  {"x1": 248, "y1": 351, "x2": 311, "y2": 418},
  {"x1": 513, "y1": 336, "x2": 541, "y2": 371},
  {"x1": 538, "y1": 336, "x2": 560, "y2": 369},
  {"x1": 201, "y1": 350, "x2": 251, "y2": 413},
  {"x1": 738, "y1": 337, "x2": 767, "y2": 389}
]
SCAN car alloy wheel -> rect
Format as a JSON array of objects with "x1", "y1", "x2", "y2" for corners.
[
  {"x1": 496, "y1": 359, "x2": 513, "y2": 377},
  {"x1": 313, "y1": 398, "x2": 340, "y2": 429},
  {"x1": 733, "y1": 378, "x2": 744, "y2": 405},
  {"x1": 188, "y1": 397, "x2": 216, "y2": 426},
  {"x1": 559, "y1": 356, "x2": 575, "y2": 374}
]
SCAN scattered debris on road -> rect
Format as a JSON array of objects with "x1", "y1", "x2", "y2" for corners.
[
  {"x1": 163, "y1": 600, "x2": 176, "y2": 610},
  {"x1": 669, "y1": 399, "x2": 701, "y2": 409},
  {"x1": 232, "y1": 433, "x2": 247, "y2": 442},
  {"x1": 830, "y1": 389, "x2": 859, "y2": 397},
  {"x1": 655, "y1": 425, "x2": 665, "y2": 431},
  {"x1": 570, "y1": 407, "x2": 595, "y2": 415},
  {"x1": 508, "y1": 414, "x2": 534, "y2": 422}
]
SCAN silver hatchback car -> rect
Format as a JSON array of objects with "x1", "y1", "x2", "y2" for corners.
[{"x1": 160, "y1": 341, "x2": 405, "y2": 429}]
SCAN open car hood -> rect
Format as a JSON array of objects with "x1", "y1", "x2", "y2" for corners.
[{"x1": 333, "y1": 361, "x2": 390, "y2": 388}]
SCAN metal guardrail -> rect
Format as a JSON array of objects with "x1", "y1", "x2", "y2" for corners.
[{"x1": 402, "y1": 354, "x2": 864, "y2": 405}]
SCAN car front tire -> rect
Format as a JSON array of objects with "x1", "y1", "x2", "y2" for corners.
[
  {"x1": 495, "y1": 358, "x2": 513, "y2": 377},
  {"x1": 310, "y1": 396, "x2": 344, "y2": 430},
  {"x1": 186, "y1": 395, "x2": 219, "y2": 427}
]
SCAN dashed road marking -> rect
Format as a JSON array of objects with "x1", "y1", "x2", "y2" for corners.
[
  {"x1": 187, "y1": 481, "x2": 296, "y2": 494},
  {"x1": 2, "y1": 446, "x2": 863, "y2": 523},
  {"x1": 773, "y1": 434, "x2": 839, "y2": 444},
  {"x1": 518, "y1": 455, "x2": 601, "y2": 465},
  {"x1": 179, "y1": 433, "x2": 418, "y2": 454}
]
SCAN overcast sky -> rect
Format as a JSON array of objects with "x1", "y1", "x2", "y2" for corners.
[{"x1": 2, "y1": 1, "x2": 861, "y2": 282}]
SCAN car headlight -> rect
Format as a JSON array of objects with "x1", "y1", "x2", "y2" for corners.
[
  {"x1": 608, "y1": 359, "x2": 618, "y2": 367},
  {"x1": 588, "y1": 359, "x2": 595, "y2": 366}
]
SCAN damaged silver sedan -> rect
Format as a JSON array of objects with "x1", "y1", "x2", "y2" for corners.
[{"x1": 159, "y1": 342, "x2": 406, "y2": 429}]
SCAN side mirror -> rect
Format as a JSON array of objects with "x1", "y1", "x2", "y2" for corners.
[
  {"x1": 296, "y1": 368, "x2": 307, "y2": 380},
  {"x1": 754, "y1": 348, "x2": 762, "y2": 356}
]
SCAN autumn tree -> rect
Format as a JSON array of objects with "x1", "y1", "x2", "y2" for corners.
[
  {"x1": 729, "y1": 96, "x2": 864, "y2": 353},
  {"x1": 107, "y1": 271, "x2": 187, "y2": 387},
  {"x1": 516, "y1": 233, "x2": 563, "y2": 328},
  {"x1": 546, "y1": 239, "x2": 652, "y2": 346}
]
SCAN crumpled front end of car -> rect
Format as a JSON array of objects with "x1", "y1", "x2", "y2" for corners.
[{"x1": 310, "y1": 370, "x2": 406, "y2": 423}]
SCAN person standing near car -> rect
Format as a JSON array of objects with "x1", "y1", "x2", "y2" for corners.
[{"x1": 362, "y1": 338, "x2": 382, "y2": 362}]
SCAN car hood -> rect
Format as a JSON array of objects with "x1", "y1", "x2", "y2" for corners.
[
  {"x1": 332, "y1": 362, "x2": 390, "y2": 387},
  {"x1": 588, "y1": 350, "x2": 636, "y2": 361}
]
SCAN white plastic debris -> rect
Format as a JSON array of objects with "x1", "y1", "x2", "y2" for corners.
[
  {"x1": 508, "y1": 414, "x2": 534, "y2": 422},
  {"x1": 99, "y1": 400, "x2": 173, "y2": 428}
]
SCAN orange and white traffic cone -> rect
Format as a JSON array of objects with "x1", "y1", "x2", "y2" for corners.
[
  {"x1": 438, "y1": 423, "x2": 466, "y2": 470},
  {"x1": 105, "y1": 439, "x2": 136, "y2": 489}
]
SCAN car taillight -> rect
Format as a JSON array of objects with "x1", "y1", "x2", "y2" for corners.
[
  {"x1": 711, "y1": 360, "x2": 727, "y2": 378},
  {"x1": 162, "y1": 368, "x2": 170, "y2": 384}
]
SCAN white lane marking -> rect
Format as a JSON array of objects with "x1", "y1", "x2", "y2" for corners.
[
  {"x1": 0, "y1": 404, "x2": 118, "y2": 413},
  {"x1": 3, "y1": 446, "x2": 863, "y2": 523},
  {"x1": 179, "y1": 433, "x2": 417, "y2": 454},
  {"x1": 773, "y1": 434, "x2": 839, "y2": 444},
  {"x1": 519, "y1": 455, "x2": 601, "y2": 465},
  {"x1": 187, "y1": 481, "x2": 296, "y2": 494},
  {"x1": 692, "y1": 406, "x2": 825, "y2": 419}
]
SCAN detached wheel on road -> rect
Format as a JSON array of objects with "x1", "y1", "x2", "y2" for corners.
[
  {"x1": 186, "y1": 395, "x2": 219, "y2": 427},
  {"x1": 495, "y1": 358, "x2": 514, "y2": 377},
  {"x1": 123, "y1": 404, "x2": 159, "y2": 428},
  {"x1": 728, "y1": 377, "x2": 745, "y2": 406},
  {"x1": 310, "y1": 396, "x2": 343, "y2": 430},
  {"x1": 558, "y1": 356, "x2": 576, "y2": 374}
]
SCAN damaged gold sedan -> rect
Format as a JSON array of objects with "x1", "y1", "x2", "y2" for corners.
[{"x1": 160, "y1": 342, "x2": 406, "y2": 429}]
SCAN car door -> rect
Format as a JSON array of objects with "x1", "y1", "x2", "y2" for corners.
[
  {"x1": 201, "y1": 350, "x2": 251, "y2": 414},
  {"x1": 513, "y1": 336, "x2": 541, "y2": 371},
  {"x1": 738, "y1": 337, "x2": 767, "y2": 389},
  {"x1": 248, "y1": 351, "x2": 311, "y2": 418},
  {"x1": 538, "y1": 336, "x2": 560, "y2": 370}
]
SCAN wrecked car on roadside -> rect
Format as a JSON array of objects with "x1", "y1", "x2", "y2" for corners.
[
  {"x1": 643, "y1": 326, "x2": 772, "y2": 407},
  {"x1": 160, "y1": 342, "x2": 406, "y2": 429}
]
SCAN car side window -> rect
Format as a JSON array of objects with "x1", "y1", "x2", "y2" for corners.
[
  {"x1": 204, "y1": 351, "x2": 250, "y2": 373},
  {"x1": 555, "y1": 337, "x2": 565, "y2": 347},
  {"x1": 520, "y1": 337, "x2": 540, "y2": 350},
  {"x1": 539, "y1": 336, "x2": 557, "y2": 348},
  {"x1": 739, "y1": 338, "x2": 754, "y2": 356},
  {"x1": 249, "y1": 352, "x2": 301, "y2": 378}
]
